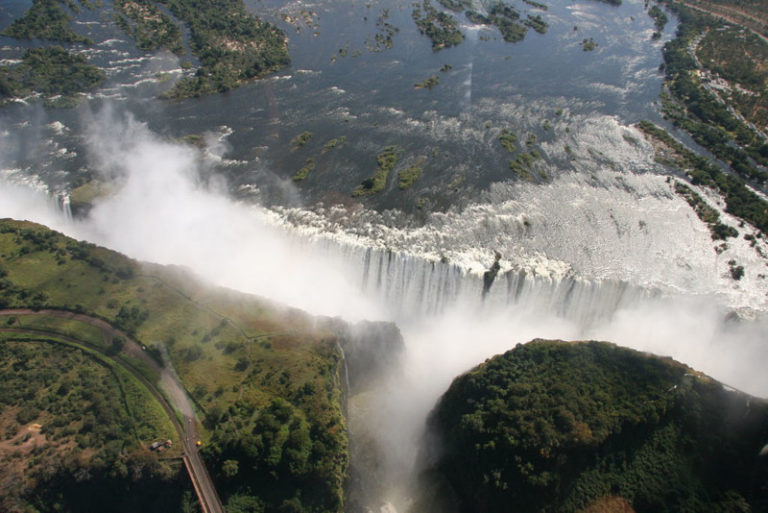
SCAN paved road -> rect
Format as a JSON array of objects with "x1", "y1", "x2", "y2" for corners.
[{"x1": 0, "y1": 309, "x2": 225, "y2": 513}]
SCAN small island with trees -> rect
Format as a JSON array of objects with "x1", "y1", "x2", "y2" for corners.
[
  {"x1": 1, "y1": 0, "x2": 92, "y2": 44},
  {"x1": 581, "y1": 37, "x2": 597, "y2": 51},
  {"x1": 113, "y1": 0, "x2": 184, "y2": 54},
  {"x1": 0, "y1": 46, "x2": 105, "y2": 106},
  {"x1": 0, "y1": 0, "x2": 291, "y2": 103},
  {"x1": 398, "y1": 162, "x2": 425, "y2": 190},
  {"x1": 159, "y1": 0, "x2": 290, "y2": 99},
  {"x1": 353, "y1": 146, "x2": 399, "y2": 196},
  {"x1": 414, "y1": 75, "x2": 440, "y2": 89},
  {"x1": 412, "y1": 0, "x2": 465, "y2": 50}
]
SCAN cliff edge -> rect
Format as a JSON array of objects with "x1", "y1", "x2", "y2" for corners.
[{"x1": 419, "y1": 340, "x2": 768, "y2": 513}]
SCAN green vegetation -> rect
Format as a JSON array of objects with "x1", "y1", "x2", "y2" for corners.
[
  {"x1": 0, "y1": 219, "x2": 350, "y2": 512},
  {"x1": 414, "y1": 75, "x2": 440, "y2": 89},
  {"x1": 0, "y1": 337, "x2": 189, "y2": 512},
  {"x1": 522, "y1": 0, "x2": 548, "y2": 10},
  {"x1": 422, "y1": 340, "x2": 768, "y2": 513},
  {"x1": 637, "y1": 121, "x2": 768, "y2": 234},
  {"x1": 648, "y1": 4, "x2": 668, "y2": 36},
  {"x1": 1, "y1": 0, "x2": 288, "y2": 100},
  {"x1": 159, "y1": 0, "x2": 289, "y2": 98},
  {"x1": 180, "y1": 133, "x2": 206, "y2": 148},
  {"x1": 440, "y1": 63, "x2": 453, "y2": 72},
  {"x1": 673, "y1": 0, "x2": 767, "y2": 39},
  {"x1": 291, "y1": 131, "x2": 314, "y2": 149},
  {"x1": 368, "y1": 10, "x2": 399, "y2": 52},
  {"x1": 114, "y1": 0, "x2": 183, "y2": 54},
  {"x1": 509, "y1": 159, "x2": 531, "y2": 180},
  {"x1": 0, "y1": 46, "x2": 105, "y2": 102},
  {"x1": 696, "y1": 24, "x2": 768, "y2": 133},
  {"x1": 353, "y1": 146, "x2": 398, "y2": 196},
  {"x1": 435, "y1": 0, "x2": 471, "y2": 11},
  {"x1": 489, "y1": 3, "x2": 520, "y2": 21},
  {"x1": 523, "y1": 14, "x2": 548, "y2": 34},
  {"x1": 322, "y1": 136, "x2": 347, "y2": 153},
  {"x1": 581, "y1": 37, "x2": 597, "y2": 51},
  {"x1": 69, "y1": 179, "x2": 114, "y2": 217},
  {"x1": 728, "y1": 259, "x2": 744, "y2": 280},
  {"x1": 487, "y1": 3, "x2": 528, "y2": 43},
  {"x1": 498, "y1": 129, "x2": 517, "y2": 153},
  {"x1": 1, "y1": 0, "x2": 92, "y2": 43},
  {"x1": 496, "y1": 21, "x2": 526, "y2": 43},
  {"x1": 412, "y1": 0, "x2": 465, "y2": 50},
  {"x1": 398, "y1": 164, "x2": 424, "y2": 190},
  {"x1": 508, "y1": 151, "x2": 540, "y2": 181},
  {"x1": 465, "y1": 10, "x2": 491, "y2": 24},
  {"x1": 293, "y1": 158, "x2": 316, "y2": 182},
  {"x1": 673, "y1": 181, "x2": 738, "y2": 240},
  {"x1": 660, "y1": 5, "x2": 768, "y2": 190}
]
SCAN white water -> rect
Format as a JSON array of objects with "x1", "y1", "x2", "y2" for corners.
[{"x1": 1, "y1": 110, "x2": 767, "y2": 513}]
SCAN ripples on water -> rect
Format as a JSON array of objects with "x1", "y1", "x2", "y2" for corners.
[{"x1": 1, "y1": 1, "x2": 767, "y2": 510}]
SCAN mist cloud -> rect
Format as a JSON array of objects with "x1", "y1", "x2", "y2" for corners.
[
  {"x1": 1, "y1": 106, "x2": 767, "y2": 513},
  {"x1": 3, "y1": 107, "x2": 381, "y2": 319}
]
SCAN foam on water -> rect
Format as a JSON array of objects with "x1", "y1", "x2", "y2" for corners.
[
  {"x1": 1, "y1": 108, "x2": 767, "y2": 513},
  {"x1": 269, "y1": 165, "x2": 766, "y2": 314}
]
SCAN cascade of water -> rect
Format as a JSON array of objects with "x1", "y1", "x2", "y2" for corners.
[
  {"x1": 57, "y1": 193, "x2": 73, "y2": 220},
  {"x1": 336, "y1": 341, "x2": 352, "y2": 396},
  {"x1": 306, "y1": 235, "x2": 653, "y2": 328}
]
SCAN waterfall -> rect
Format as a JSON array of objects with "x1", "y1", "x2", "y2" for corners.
[
  {"x1": 57, "y1": 193, "x2": 73, "y2": 220},
  {"x1": 336, "y1": 341, "x2": 352, "y2": 397},
  {"x1": 267, "y1": 163, "x2": 768, "y2": 325},
  {"x1": 303, "y1": 235, "x2": 654, "y2": 328}
]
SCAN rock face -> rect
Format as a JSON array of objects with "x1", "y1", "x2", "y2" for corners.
[
  {"x1": 419, "y1": 340, "x2": 768, "y2": 513},
  {"x1": 332, "y1": 320, "x2": 405, "y2": 513},
  {"x1": 336, "y1": 320, "x2": 404, "y2": 393}
]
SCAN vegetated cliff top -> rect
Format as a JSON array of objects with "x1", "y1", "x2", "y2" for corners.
[
  {"x1": 0, "y1": 218, "x2": 395, "y2": 513},
  {"x1": 421, "y1": 339, "x2": 768, "y2": 513}
]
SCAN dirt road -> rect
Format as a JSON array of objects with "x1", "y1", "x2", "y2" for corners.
[
  {"x1": 678, "y1": 0, "x2": 768, "y2": 45},
  {"x1": 0, "y1": 308, "x2": 225, "y2": 513}
]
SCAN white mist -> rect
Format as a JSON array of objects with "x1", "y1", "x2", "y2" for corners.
[{"x1": 1, "y1": 109, "x2": 766, "y2": 513}]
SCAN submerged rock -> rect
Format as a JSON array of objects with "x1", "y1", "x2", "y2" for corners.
[
  {"x1": 482, "y1": 251, "x2": 502, "y2": 300},
  {"x1": 418, "y1": 340, "x2": 768, "y2": 513}
]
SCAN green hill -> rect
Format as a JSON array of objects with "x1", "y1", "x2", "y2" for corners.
[
  {"x1": 0, "y1": 218, "x2": 380, "y2": 513},
  {"x1": 420, "y1": 340, "x2": 768, "y2": 513}
]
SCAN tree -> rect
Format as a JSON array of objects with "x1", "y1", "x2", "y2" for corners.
[
  {"x1": 222, "y1": 459, "x2": 239, "y2": 478},
  {"x1": 108, "y1": 336, "x2": 125, "y2": 355}
]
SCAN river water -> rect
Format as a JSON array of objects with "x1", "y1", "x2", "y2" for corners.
[
  {"x1": 1, "y1": 0, "x2": 669, "y2": 207},
  {"x1": 2, "y1": 1, "x2": 768, "y2": 511}
]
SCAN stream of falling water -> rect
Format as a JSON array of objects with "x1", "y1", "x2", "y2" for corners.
[{"x1": 1, "y1": 112, "x2": 767, "y2": 513}]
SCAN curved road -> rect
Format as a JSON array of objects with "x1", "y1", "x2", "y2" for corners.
[
  {"x1": 0, "y1": 309, "x2": 225, "y2": 513},
  {"x1": 679, "y1": 0, "x2": 768, "y2": 45}
]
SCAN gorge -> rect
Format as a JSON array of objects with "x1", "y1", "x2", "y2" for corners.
[{"x1": 1, "y1": 0, "x2": 768, "y2": 511}]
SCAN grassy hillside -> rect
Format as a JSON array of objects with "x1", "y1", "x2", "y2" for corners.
[
  {"x1": 0, "y1": 337, "x2": 191, "y2": 513},
  {"x1": 0, "y1": 219, "x2": 349, "y2": 513},
  {"x1": 421, "y1": 340, "x2": 768, "y2": 513}
]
